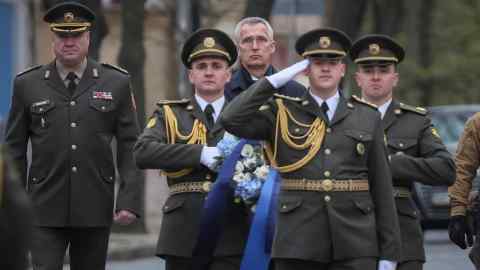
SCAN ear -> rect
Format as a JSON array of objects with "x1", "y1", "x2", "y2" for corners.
[
  {"x1": 270, "y1": 40, "x2": 276, "y2": 54},
  {"x1": 188, "y1": 69, "x2": 194, "y2": 84},
  {"x1": 392, "y1": 72, "x2": 399, "y2": 87},
  {"x1": 225, "y1": 67, "x2": 232, "y2": 83}
]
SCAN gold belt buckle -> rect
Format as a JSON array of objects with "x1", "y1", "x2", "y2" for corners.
[
  {"x1": 322, "y1": 179, "x2": 333, "y2": 191},
  {"x1": 202, "y1": 181, "x2": 212, "y2": 192}
]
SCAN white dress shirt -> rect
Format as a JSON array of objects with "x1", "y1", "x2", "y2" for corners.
[
  {"x1": 194, "y1": 95, "x2": 225, "y2": 123},
  {"x1": 309, "y1": 90, "x2": 340, "y2": 121}
]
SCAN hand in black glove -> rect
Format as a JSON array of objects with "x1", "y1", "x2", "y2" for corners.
[{"x1": 449, "y1": 215, "x2": 474, "y2": 249}]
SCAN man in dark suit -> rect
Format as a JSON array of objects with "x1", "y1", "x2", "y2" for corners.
[
  {"x1": 134, "y1": 28, "x2": 249, "y2": 270},
  {"x1": 4, "y1": 2, "x2": 141, "y2": 270},
  {"x1": 0, "y1": 146, "x2": 33, "y2": 270},
  {"x1": 350, "y1": 34, "x2": 455, "y2": 270},
  {"x1": 224, "y1": 17, "x2": 305, "y2": 100},
  {"x1": 220, "y1": 28, "x2": 401, "y2": 270}
]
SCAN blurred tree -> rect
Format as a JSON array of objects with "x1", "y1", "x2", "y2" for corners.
[
  {"x1": 115, "y1": 0, "x2": 147, "y2": 233},
  {"x1": 244, "y1": 0, "x2": 275, "y2": 19},
  {"x1": 41, "y1": 0, "x2": 109, "y2": 60},
  {"x1": 324, "y1": 0, "x2": 368, "y2": 40}
]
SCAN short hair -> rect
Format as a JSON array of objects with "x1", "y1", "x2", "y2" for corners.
[{"x1": 233, "y1": 17, "x2": 274, "y2": 44}]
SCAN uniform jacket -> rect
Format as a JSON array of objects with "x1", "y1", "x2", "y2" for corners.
[
  {"x1": 4, "y1": 59, "x2": 142, "y2": 227},
  {"x1": 384, "y1": 100, "x2": 455, "y2": 262},
  {"x1": 220, "y1": 78, "x2": 401, "y2": 262},
  {"x1": 224, "y1": 65, "x2": 305, "y2": 101},
  {"x1": 449, "y1": 112, "x2": 480, "y2": 216},
  {"x1": 133, "y1": 98, "x2": 249, "y2": 258}
]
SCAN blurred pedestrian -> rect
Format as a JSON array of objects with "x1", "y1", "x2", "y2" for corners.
[
  {"x1": 4, "y1": 2, "x2": 141, "y2": 270},
  {"x1": 351, "y1": 34, "x2": 455, "y2": 270},
  {"x1": 0, "y1": 146, "x2": 33, "y2": 270},
  {"x1": 225, "y1": 17, "x2": 305, "y2": 101},
  {"x1": 134, "y1": 28, "x2": 249, "y2": 270}
]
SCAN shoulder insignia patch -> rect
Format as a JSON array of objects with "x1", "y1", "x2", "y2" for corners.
[
  {"x1": 101, "y1": 63, "x2": 129, "y2": 75},
  {"x1": 156, "y1": 98, "x2": 190, "y2": 106},
  {"x1": 16, "y1": 65, "x2": 42, "y2": 77},
  {"x1": 351, "y1": 95, "x2": 377, "y2": 108},
  {"x1": 399, "y1": 102, "x2": 427, "y2": 115},
  {"x1": 273, "y1": 93, "x2": 302, "y2": 102}
]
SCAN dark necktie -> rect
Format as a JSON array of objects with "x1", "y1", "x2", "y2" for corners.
[
  {"x1": 321, "y1": 101, "x2": 330, "y2": 123},
  {"x1": 204, "y1": 104, "x2": 215, "y2": 129},
  {"x1": 66, "y1": 72, "x2": 77, "y2": 95}
]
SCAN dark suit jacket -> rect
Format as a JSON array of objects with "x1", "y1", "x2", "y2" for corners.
[
  {"x1": 220, "y1": 79, "x2": 402, "y2": 262},
  {"x1": 134, "y1": 98, "x2": 249, "y2": 258},
  {"x1": 224, "y1": 65, "x2": 305, "y2": 101},
  {"x1": 4, "y1": 59, "x2": 142, "y2": 227},
  {"x1": 384, "y1": 100, "x2": 455, "y2": 262}
]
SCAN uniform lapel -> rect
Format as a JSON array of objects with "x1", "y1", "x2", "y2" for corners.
[
  {"x1": 210, "y1": 99, "x2": 228, "y2": 135},
  {"x1": 382, "y1": 100, "x2": 399, "y2": 131},
  {"x1": 330, "y1": 95, "x2": 351, "y2": 126},
  {"x1": 44, "y1": 61, "x2": 70, "y2": 98},
  {"x1": 190, "y1": 98, "x2": 209, "y2": 129},
  {"x1": 73, "y1": 60, "x2": 98, "y2": 99},
  {"x1": 297, "y1": 92, "x2": 329, "y2": 124}
]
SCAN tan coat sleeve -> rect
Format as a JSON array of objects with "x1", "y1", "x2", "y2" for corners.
[{"x1": 449, "y1": 112, "x2": 480, "y2": 216}]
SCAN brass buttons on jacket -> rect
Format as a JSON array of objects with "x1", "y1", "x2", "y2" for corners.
[
  {"x1": 324, "y1": 195, "x2": 331, "y2": 202},
  {"x1": 324, "y1": 171, "x2": 331, "y2": 177}
]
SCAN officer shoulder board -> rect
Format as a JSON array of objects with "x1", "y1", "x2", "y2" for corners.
[
  {"x1": 16, "y1": 65, "x2": 42, "y2": 77},
  {"x1": 273, "y1": 93, "x2": 302, "y2": 102},
  {"x1": 399, "y1": 102, "x2": 427, "y2": 115},
  {"x1": 156, "y1": 98, "x2": 190, "y2": 107},
  {"x1": 350, "y1": 95, "x2": 377, "y2": 109},
  {"x1": 101, "y1": 63, "x2": 129, "y2": 75}
]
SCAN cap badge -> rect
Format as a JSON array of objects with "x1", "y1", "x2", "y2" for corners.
[
  {"x1": 64, "y1": 12, "x2": 75, "y2": 23},
  {"x1": 203, "y1": 37, "x2": 216, "y2": 48},
  {"x1": 369, "y1": 43, "x2": 381, "y2": 55},
  {"x1": 319, "y1": 36, "x2": 331, "y2": 49}
]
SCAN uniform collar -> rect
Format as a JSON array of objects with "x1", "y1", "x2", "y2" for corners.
[
  {"x1": 194, "y1": 94, "x2": 225, "y2": 122},
  {"x1": 56, "y1": 58, "x2": 87, "y2": 81},
  {"x1": 377, "y1": 99, "x2": 392, "y2": 119},
  {"x1": 308, "y1": 89, "x2": 340, "y2": 121}
]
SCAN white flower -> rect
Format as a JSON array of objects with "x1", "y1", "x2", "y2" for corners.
[
  {"x1": 235, "y1": 162, "x2": 245, "y2": 173},
  {"x1": 241, "y1": 144, "x2": 255, "y2": 158},
  {"x1": 243, "y1": 157, "x2": 257, "y2": 169},
  {"x1": 233, "y1": 172, "x2": 248, "y2": 183},
  {"x1": 254, "y1": 165, "x2": 270, "y2": 179}
]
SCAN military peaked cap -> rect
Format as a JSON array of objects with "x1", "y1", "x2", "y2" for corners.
[
  {"x1": 181, "y1": 28, "x2": 237, "y2": 68},
  {"x1": 295, "y1": 27, "x2": 351, "y2": 58},
  {"x1": 44, "y1": 1, "x2": 95, "y2": 36},
  {"x1": 350, "y1": 34, "x2": 405, "y2": 64}
]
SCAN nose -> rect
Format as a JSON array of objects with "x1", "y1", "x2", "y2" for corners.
[
  {"x1": 251, "y1": 38, "x2": 259, "y2": 49},
  {"x1": 372, "y1": 70, "x2": 380, "y2": 80}
]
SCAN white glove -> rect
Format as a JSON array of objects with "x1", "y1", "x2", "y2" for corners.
[
  {"x1": 378, "y1": 260, "x2": 397, "y2": 270},
  {"x1": 200, "y1": 146, "x2": 221, "y2": 170},
  {"x1": 266, "y1": 59, "x2": 309, "y2": 89}
]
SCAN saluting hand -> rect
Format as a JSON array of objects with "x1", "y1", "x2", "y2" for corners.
[{"x1": 114, "y1": 210, "x2": 137, "y2": 225}]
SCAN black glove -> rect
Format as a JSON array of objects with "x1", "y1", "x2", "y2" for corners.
[{"x1": 449, "y1": 215, "x2": 474, "y2": 249}]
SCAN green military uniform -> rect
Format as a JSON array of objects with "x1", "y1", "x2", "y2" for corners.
[
  {"x1": 220, "y1": 28, "x2": 401, "y2": 270},
  {"x1": 350, "y1": 35, "x2": 455, "y2": 270},
  {"x1": 0, "y1": 146, "x2": 33, "y2": 270},
  {"x1": 4, "y1": 2, "x2": 141, "y2": 270},
  {"x1": 134, "y1": 28, "x2": 248, "y2": 270}
]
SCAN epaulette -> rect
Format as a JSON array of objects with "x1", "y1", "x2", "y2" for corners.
[
  {"x1": 399, "y1": 102, "x2": 427, "y2": 115},
  {"x1": 101, "y1": 63, "x2": 129, "y2": 75},
  {"x1": 273, "y1": 93, "x2": 302, "y2": 102},
  {"x1": 16, "y1": 65, "x2": 42, "y2": 77},
  {"x1": 156, "y1": 98, "x2": 190, "y2": 106},
  {"x1": 351, "y1": 95, "x2": 378, "y2": 109}
]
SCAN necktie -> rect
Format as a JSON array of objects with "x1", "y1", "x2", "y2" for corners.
[
  {"x1": 321, "y1": 101, "x2": 330, "y2": 123},
  {"x1": 204, "y1": 104, "x2": 215, "y2": 129},
  {"x1": 66, "y1": 72, "x2": 77, "y2": 95}
]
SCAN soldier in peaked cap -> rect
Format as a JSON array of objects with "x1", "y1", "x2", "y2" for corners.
[
  {"x1": 221, "y1": 27, "x2": 401, "y2": 270},
  {"x1": 351, "y1": 34, "x2": 455, "y2": 270},
  {"x1": 134, "y1": 28, "x2": 249, "y2": 270},
  {"x1": 4, "y1": 2, "x2": 142, "y2": 270}
]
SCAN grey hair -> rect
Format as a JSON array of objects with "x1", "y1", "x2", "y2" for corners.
[{"x1": 233, "y1": 17, "x2": 274, "y2": 43}]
